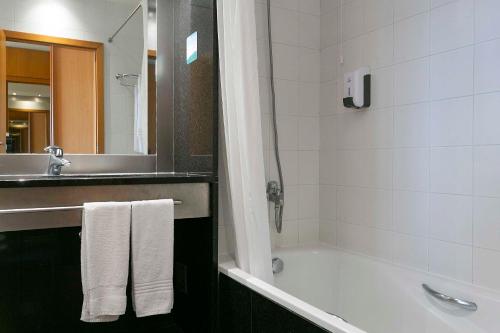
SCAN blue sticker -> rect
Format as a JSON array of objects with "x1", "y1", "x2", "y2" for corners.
[{"x1": 186, "y1": 32, "x2": 198, "y2": 64}]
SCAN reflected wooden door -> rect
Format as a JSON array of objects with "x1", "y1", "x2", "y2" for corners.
[
  {"x1": 0, "y1": 30, "x2": 6, "y2": 153},
  {"x1": 51, "y1": 45, "x2": 97, "y2": 154},
  {"x1": 29, "y1": 111, "x2": 49, "y2": 153}
]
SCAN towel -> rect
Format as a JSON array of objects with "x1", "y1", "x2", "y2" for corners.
[
  {"x1": 131, "y1": 199, "x2": 174, "y2": 317},
  {"x1": 80, "y1": 202, "x2": 131, "y2": 322}
]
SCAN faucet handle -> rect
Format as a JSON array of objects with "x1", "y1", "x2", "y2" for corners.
[{"x1": 44, "y1": 145, "x2": 63, "y2": 157}]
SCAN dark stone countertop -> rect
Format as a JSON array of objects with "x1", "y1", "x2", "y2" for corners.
[{"x1": 0, "y1": 172, "x2": 216, "y2": 188}]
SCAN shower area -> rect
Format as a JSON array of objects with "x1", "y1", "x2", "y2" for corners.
[{"x1": 219, "y1": 0, "x2": 500, "y2": 332}]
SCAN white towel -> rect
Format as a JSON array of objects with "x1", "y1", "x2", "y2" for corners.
[
  {"x1": 131, "y1": 199, "x2": 174, "y2": 317},
  {"x1": 80, "y1": 202, "x2": 131, "y2": 322}
]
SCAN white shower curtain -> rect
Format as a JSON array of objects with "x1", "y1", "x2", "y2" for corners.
[
  {"x1": 217, "y1": 0, "x2": 273, "y2": 283},
  {"x1": 134, "y1": 0, "x2": 149, "y2": 155}
]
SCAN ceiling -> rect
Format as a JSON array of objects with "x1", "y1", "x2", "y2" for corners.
[{"x1": 8, "y1": 83, "x2": 50, "y2": 98}]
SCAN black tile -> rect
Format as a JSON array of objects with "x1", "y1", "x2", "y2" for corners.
[
  {"x1": 219, "y1": 274, "x2": 252, "y2": 333},
  {"x1": 0, "y1": 219, "x2": 216, "y2": 333},
  {"x1": 251, "y1": 292, "x2": 329, "y2": 333}
]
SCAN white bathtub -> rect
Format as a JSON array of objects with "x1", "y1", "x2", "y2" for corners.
[{"x1": 220, "y1": 244, "x2": 500, "y2": 333}]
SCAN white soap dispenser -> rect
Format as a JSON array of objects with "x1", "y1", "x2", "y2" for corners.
[{"x1": 343, "y1": 67, "x2": 371, "y2": 109}]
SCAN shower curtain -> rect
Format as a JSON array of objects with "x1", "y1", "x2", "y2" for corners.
[
  {"x1": 134, "y1": 0, "x2": 149, "y2": 155},
  {"x1": 217, "y1": 0, "x2": 274, "y2": 283}
]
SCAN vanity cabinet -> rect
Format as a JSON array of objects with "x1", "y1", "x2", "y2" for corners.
[{"x1": 0, "y1": 178, "x2": 218, "y2": 333}]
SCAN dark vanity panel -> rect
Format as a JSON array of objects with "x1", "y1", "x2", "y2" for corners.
[
  {"x1": 0, "y1": 219, "x2": 214, "y2": 332},
  {"x1": 157, "y1": 0, "x2": 217, "y2": 173},
  {"x1": 219, "y1": 274, "x2": 330, "y2": 333}
]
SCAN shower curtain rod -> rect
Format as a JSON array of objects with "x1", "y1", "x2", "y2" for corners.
[{"x1": 108, "y1": 3, "x2": 142, "y2": 43}]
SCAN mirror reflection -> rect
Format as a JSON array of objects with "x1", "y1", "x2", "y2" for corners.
[{"x1": 0, "y1": 0, "x2": 157, "y2": 155}]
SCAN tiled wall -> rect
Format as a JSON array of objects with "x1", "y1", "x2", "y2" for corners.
[
  {"x1": 255, "y1": 0, "x2": 322, "y2": 248},
  {"x1": 0, "y1": 0, "x2": 144, "y2": 154},
  {"x1": 319, "y1": 0, "x2": 500, "y2": 291}
]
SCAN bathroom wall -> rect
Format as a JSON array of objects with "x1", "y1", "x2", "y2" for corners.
[
  {"x1": 0, "y1": 0, "x2": 144, "y2": 154},
  {"x1": 256, "y1": 0, "x2": 322, "y2": 248},
  {"x1": 319, "y1": 0, "x2": 500, "y2": 291}
]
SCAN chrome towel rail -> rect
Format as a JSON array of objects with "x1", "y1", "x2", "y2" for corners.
[
  {"x1": 422, "y1": 284, "x2": 478, "y2": 311},
  {"x1": 0, "y1": 200, "x2": 183, "y2": 215}
]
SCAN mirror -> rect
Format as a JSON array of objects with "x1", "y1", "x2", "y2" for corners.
[{"x1": 0, "y1": 0, "x2": 157, "y2": 155}]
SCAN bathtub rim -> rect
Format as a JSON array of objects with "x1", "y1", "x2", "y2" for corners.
[{"x1": 218, "y1": 256, "x2": 366, "y2": 333}]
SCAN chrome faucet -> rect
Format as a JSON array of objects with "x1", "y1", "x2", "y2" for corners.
[
  {"x1": 44, "y1": 146, "x2": 71, "y2": 176},
  {"x1": 267, "y1": 181, "x2": 284, "y2": 232}
]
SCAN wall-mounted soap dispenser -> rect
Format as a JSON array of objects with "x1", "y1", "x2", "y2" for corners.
[{"x1": 343, "y1": 67, "x2": 371, "y2": 109}]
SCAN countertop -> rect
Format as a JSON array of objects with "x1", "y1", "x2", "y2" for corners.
[{"x1": 0, "y1": 172, "x2": 216, "y2": 188}]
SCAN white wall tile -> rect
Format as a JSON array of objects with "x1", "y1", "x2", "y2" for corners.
[
  {"x1": 430, "y1": 194, "x2": 473, "y2": 245},
  {"x1": 299, "y1": 151, "x2": 319, "y2": 184},
  {"x1": 430, "y1": 0, "x2": 474, "y2": 54},
  {"x1": 275, "y1": 79, "x2": 300, "y2": 116},
  {"x1": 298, "y1": 117, "x2": 320, "y2": 150},
  {"x1": 336, "y1": 109, "x2": 393, "y2": 149},
  {"x1": 430, "y1": 96, "x2": 473, "y2": 146},
  {"x1": 395, "y1": 58, "x2": 430, "y2": 105},
  {"x1": 430, "y1": 46, "x2": 474, "y2": 100},
  {"x1": 429, "y1": 240, "x2": 473, "y2": 282},
  {"x1": 299, "y1": 185, "x2": 320, "y2": 218},
  {"x1": 320, "y1": 45, "x2": 338, "y2": 82},
  {"x1": 299, "y1": 220, "x2": 320, "y2": 244},
  {"x1": 273, "y1": 43, "x2": 299, "y2": 80},
  {"x1": 270, "y1": 0, "x2": 298, "y2": 11},
  {"x1": 364, "y1": 0, "x2": 394, "y2": 32},
  {"x1": 364, "y1": 25, "x2": 394, "y2": 69},
  {"x1": 430, "y1": 147, "x2": 473, "y2": 195},
  {"x1": 474, "y1": 146, "x2": 500, "y2": 197},
  {"x1": 337, "y1": 186, "x2": 393, "y2": 229},
  {"x1": 393, "y1": 234, "x2": 428, "y2": 270},
  {"x1": 474, "y1": 196, "x2": 500, "y2": 251},
  {"x1": 300, "y1": 0, "x2": 321, "y2": 15},
  {"x1": 319, "y1": 219, "x2": 337, "y2": 244},
  {"x1": 299, "y1": 47, "x2": 321, "y2": 82},
  {"x1": 271, "y1": 6, "x2": 299, "y2": 45},
  {"x1": 473, "y1": 248, "x2": 500, "y2": 290},
  {"x1": 283, "y1": 185, "x2": 299, "y2": 220},
  {"x1": 395, "y1": 13, "x2": 430, "y2": 63},
  {"x1": 474, "y1": 0, "x2": 500, "y2": 42},
  {"x1": 337, "y1": 149, "x2": 393, "y2": 188},
  {"x1": 395, "y1": 0, "x2": 430, "y2": 21},
  {"x1": 319, "y1": 185, "x2": 337, "y2": 220},
  {"x1": 394, "y1": 148, "x2": 430, "y2": 191},
  {"x1": 474, "y1": 92, "x2": 500, "y2": 145},
  {"x1": 276, "y1": 115, "x2": 299, "y2": 150},
  {"x1": 299, "y1": 82, "x2": 321, "y2": 116},
  {"x1": 394, "y1": 103, "x2": 430, "y2": 148},
  {"x1": 321, "y1": 82, "x2": 338, "y2": 115},
  {"x1": 342, "y1": 0, "x2": 365, "y2": 41},
  {"x1": 299, "y1": 13, "x2": 320, "y2": 49},
  {"x1": 394, "y1": 190, "x2": 429, "y2": 236},
  {"x1": 370, "y1": 67, "x2": 395, "y2": 109},
  {"x1": 320, "y1": 115, "x2": 337, "y2": 149},
  {"x1": 320, "y1": 149, "x2": 337, "y2": 185},
  {"x1": 320, "y1": 7, "x2": 339, "y2": 48},
  {"x1": 475, "y1": 39, "x2": 500, "y2": 94}
]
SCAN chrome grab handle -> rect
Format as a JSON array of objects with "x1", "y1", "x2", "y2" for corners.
[{"x1": 422, "y1": 284, "x2": 478, "y2": 311}]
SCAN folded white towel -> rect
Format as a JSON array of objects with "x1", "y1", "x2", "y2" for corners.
[
  {"x1": 131, "y1": 199, "x2": 174, "y2": 317},
  {"x1": 80, "y1": 202, "x2": 131, "y2": 322}
]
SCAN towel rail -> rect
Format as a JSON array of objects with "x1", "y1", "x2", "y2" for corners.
[{"x1": 0, "y1": 200, "x2": 183, "y2": 215}]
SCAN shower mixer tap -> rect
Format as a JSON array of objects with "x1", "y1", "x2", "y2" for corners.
[{"x1": 267, "y1": 181, "x2": 284, "y2": 233}]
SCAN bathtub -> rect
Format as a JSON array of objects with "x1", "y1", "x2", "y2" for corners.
[{"x1": 219, "y1": 244, "x2": 500, "y2": 333}]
